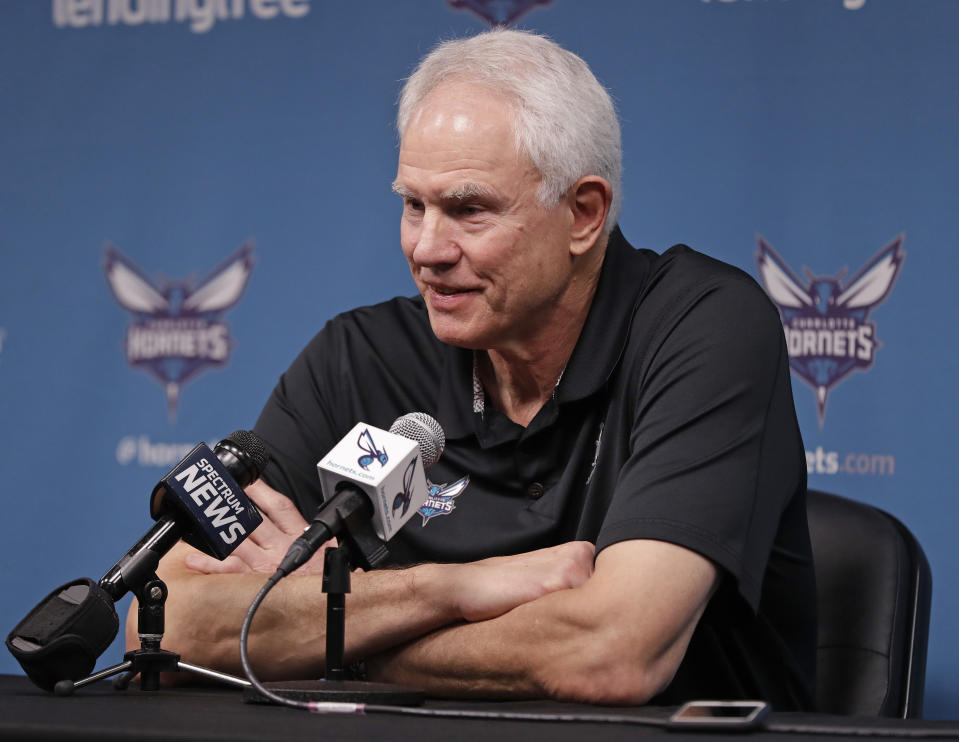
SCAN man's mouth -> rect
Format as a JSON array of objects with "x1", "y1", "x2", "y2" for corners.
[
  {"x1": 428, "y1": 284, "x2": 476, "y2": 296},
  {"x1": 425, "y1": 284, "x2": 479, "y2": 309}
]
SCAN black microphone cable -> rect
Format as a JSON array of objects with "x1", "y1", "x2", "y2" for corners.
[
  {"x1": 239, "y1": 573, "x2": 959, "y2": 738},
  {"x1": 237, "y1": 649, "x2": 959, "y2": 740},
  {"x1": 239, "y1": 569, "x2": 307, "y2": 710}
]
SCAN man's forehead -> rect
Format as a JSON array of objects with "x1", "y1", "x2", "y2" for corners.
[
  {"x1": 394, "y1": 83, "x2": 536, "y2": 200},
  {"x1": 401, "y1": 84, "x2": 517, "y2": 150},
  {"x1": 409, "y1": 80, "x2": 514, "y2": 126}
]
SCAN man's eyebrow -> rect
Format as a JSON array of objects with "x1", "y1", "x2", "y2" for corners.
[
  {"x1": 390, "y1": 181, "x2": 498, "y2": 203},
  {"x1": 439, "y1": 183, "x2": 497, "y2": 202},
  {"x1": 391, "y1": 182, "x2": 416, "y2": 199}
]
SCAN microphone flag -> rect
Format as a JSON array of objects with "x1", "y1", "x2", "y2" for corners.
[
  {"x1": 151, "y1": 442, "x2": 263, "y2": 560},
  {"x1": 317, "y1": 423, "x2": 428, "y2": 543}
]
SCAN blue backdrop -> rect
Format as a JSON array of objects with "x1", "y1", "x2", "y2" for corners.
[{"x1": 2, "y1": 0, "x2": 956, "y2": 717}]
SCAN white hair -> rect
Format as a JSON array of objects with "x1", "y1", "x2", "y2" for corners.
[{"x1": 397, "y1": 29, "x2": 622, "y2": 232}]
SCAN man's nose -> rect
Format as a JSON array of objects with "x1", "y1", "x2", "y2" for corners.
[{"x1": 410, "y1": 209, "x2": 460, "y2": 267}]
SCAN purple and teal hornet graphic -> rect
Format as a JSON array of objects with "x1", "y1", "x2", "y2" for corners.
[
  {"x1": 446, "y1": 0, "x2": 552, "y2": 26},
  {"x1": 392, "y1": 457, "x2": 418, "y2": 517},
  {"x1": 356, "y1": 428, "x2": 389, "y2": 470},
  {"x1": 104, "y1": 243, "x2": 254, "y2": 422},
  {"x1": 757, "y1": 235, "x2": 905, "y2": 426},
  {"x1": 418, "y1": 476, "x2": 470, "y2": 526}
]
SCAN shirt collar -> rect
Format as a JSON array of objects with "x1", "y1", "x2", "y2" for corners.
[
  {"x1": 435, "y1": 340, "x2": 475, "y2": 440},
  {"x1": 554, "y1": 226, "x2": 650, "y2": 403}
]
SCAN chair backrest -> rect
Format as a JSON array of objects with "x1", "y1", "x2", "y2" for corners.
[{"x1": 806, "y1": 490, "x2": 932, "y2": 718}]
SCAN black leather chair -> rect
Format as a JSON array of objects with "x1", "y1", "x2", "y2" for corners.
[{"x1": 806, "y1": 490, "x2": 932, "y2": 717}]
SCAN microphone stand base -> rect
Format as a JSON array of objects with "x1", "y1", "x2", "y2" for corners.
[
  {"x1": 243, "y1": 679, "x2": 424, "y2": 706},
  {"x1": 52, "y1": 576, "x2": 251, "y2": 696},
  {"x1": 53, "y1": 649, "x2": 252, "y2": 695}
]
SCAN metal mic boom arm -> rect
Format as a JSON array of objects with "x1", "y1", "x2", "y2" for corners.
[{"x1": 98, "y1": 517, "x2": 186, "y2": 602}]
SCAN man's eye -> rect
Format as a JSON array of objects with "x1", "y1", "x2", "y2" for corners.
[
  {"x1": 405, "y1": 199, "x2": 424, "y2": 212},
  {"x1": 459, "y1": 203, "x2": 483, "y2": 216}
]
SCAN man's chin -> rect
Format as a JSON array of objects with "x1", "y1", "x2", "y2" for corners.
[
  {"x1": 426, "y1": 318, "x2": 487, "y2": 351},
  {"x1": 431, "y1": 332, "x2": 486, "y2": 350}
]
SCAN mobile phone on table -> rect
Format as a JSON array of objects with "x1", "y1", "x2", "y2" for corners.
[{"x1": 667, "y1": 700, "x2": 770, "y2": 730}]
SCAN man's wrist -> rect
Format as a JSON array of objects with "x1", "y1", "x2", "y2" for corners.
[{"x1": 407, "y1": 562, "x2": 466, "y2": 623}]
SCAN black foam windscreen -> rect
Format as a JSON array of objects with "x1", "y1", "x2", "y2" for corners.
[{"x1": 6, "y1": 578, "x2": 119, "y2": 691}]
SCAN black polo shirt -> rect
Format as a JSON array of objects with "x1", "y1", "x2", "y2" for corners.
[{"x1": 254, "y1": 227, "x2": 816, "y2": 710}]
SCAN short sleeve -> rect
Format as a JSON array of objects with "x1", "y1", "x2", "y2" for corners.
[{"x1": 595, "y1": 266, "x2": 804, "y2": 610}]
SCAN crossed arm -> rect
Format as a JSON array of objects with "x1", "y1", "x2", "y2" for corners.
[{"x1": 128, "y1": 480, "x2": 716, "y2": 704}]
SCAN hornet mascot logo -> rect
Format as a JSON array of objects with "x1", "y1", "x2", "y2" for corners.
[
  {"x1": 356, "y1": 428, "x2": 389, "y2": 470},
  {"x1": 104, "y1": 243, "x2": 254, "y2": 421},
  {"x1": 393, "y1": 458, "x2": 418, "y2": 518},
  {"x1": 418, "y1": 476, "x2": 470, "y2": 526},
  {"x1": 447, "y1": 0, "x2": 552, "y2": 26},
  {"x1": 756, "y1": 235, "x2": 905, "y2": 426}
]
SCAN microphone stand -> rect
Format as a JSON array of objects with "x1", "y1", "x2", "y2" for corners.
[
  {"x1": 9, "y1": 433, "x2": 270, "y2": 697},
  {"x1": 52, "y1": 516, "x2": 253, "y2": 696},
  {"x1": 54, "y1": 574, "x2": 251, "y2": 696},
  {"x1": 57, "y1": 575, "x2": 250, "y2": 696},
  {"x1": 243, "y1": 491, "x2": 424, "y2": 706},
  {"x1": 322, "y1": 546, "x2": 351, "y2": 682}
]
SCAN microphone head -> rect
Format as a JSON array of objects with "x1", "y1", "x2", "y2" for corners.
[
  {"x1": 389, "y1": 412, "x2": 445, "y2": 469},
  {"x1": 214, "y1": 430, "x2": 270, "y2": 488},
  {"x1": 150, "y1": 430, "x2": 269, "y2": 520}
]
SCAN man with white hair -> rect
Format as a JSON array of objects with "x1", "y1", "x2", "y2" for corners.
[{"x1": 136, "y1": 28, "x2": 815, "y2": 709}]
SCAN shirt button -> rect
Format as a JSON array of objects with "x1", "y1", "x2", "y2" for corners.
[{"x1": 526, "y1": 482, "x2": 546, "y2": 499}]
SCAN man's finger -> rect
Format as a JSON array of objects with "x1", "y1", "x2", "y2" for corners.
[
  {"x1": 246, "y1": 480, "x2": 310, "y2": 534},
  {"x1": 243, "y1": 512, "x2": 289, "y2": 549}
]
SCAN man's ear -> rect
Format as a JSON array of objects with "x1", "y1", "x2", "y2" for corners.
[{"x1": 567, "y1": 176, "x2": 613, "y2": 257}]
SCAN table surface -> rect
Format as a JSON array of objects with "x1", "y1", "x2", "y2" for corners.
[{"x1": 1, "y1": 674, "x2": 958, "y2": 742}]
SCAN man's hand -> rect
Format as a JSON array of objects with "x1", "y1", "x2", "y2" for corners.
[{"x1": 182, "y1": 480, "x2": 332, "y2": 576}]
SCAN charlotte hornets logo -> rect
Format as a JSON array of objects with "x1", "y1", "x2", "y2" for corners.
[
  {"x1": 757, "y1": 235, "x2": 905, "y2": 425},
  {"x1": 104, "y1": 243, "x2": 254, "y2": 421},
  {"x1": 447, "y1": 0, "x2": 552, "y2": 26},
  {"x1": 418, "y1": 476, "x2": 470, "y2": 526},
  {"x1": 356, "y1": 428, "x2": 389, "y2": 470}
]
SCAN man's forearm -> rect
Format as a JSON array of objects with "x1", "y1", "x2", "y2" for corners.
[
  {"x1": 126, "y1": 540, "x2": 595, "y2": 681},
  {"x1": 366, "y1": 580, "x2": 613, "y2": 701},
  {"x1": 127, "y1": 548, "x2": 461, "y2": 680},
  {"x1": 366, "y1": 539, "x2": 718, "y2": 705},
  {"x1": 366, "y1": 593, "x2": 564, "y2": 700}
]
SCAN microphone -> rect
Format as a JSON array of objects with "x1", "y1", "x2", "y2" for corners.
[
  {"x1": 99, "y1": 429, "x2": 268, "y2": 601},
  {"x1": 240, "y1": 414, "x2": 444, "y2": 708},
  {"x1": 6, "y1": 430, "x2": 269, "y2": 692},
  {"x1": 277, "y1": 413, "x2": 445, "y2": 575}
]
